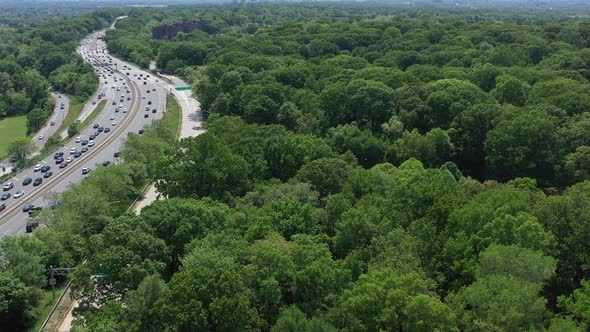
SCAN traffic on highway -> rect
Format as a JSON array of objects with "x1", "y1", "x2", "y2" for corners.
[{"x1": 0, "y1": 28, "x2": 171, "y2": 236}]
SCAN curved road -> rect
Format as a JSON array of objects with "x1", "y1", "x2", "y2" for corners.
[
  {"x1": 0, "y1": 26, "x2": 170, "y2": 236},
  {"x1": 37, "y1": 92, "x2": 70, "y2": 146}
]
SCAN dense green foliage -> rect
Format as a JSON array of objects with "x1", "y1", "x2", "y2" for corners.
[
  {"x1": 6, "y1": 3, "x2": 590, "y2": 331},
  {"x1": 0, "y1": 9, "x2": 120, "y2": 134},
  {"x1": 108, "y1": 3, "x2": 590, "y2": 188}
]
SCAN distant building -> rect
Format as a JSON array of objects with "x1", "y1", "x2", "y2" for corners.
[{"x1": 152, "y1": 21, "x2": 212, "y2": 39}]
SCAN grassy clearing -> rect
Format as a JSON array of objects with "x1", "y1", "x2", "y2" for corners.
[
  {"x1": 31, "y1": 282, "x2": 68, "y2": 332},
  {"x1": 80, "y1": 100, "x2": 106, "y2": 130},
  {"x1": 0, "y1": 116, "x2": 27, "y2": 159},
  {"x1": 54, "y1": 96, "x2": 85, "y2": 136},
  {"x1": 163, "y1": 93, "x2": 181, "y2": 139},
  {"x1": 39, "y1": 95, "x2": 90, "y2": 159}
]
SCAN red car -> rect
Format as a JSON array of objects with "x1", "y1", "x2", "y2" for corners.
[{"x1": 59, "y1": 163, "x2": 68, "y2": 169}]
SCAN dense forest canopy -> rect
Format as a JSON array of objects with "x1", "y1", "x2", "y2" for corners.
[
  {"x1": 4, "y1": 3, "x2": 590, "y2": 331},
  {"x1": 106, "y1": 3, "x2": 590, "y2": 187},
  {"x1": 0, "y1": 9, "x2": 123, "y2": 134}
]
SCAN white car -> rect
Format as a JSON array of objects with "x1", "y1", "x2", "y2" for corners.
[
  {"x1": 82, "y1": 167, "x2": 91, "y2": 175},
  {"x1": 66, "y1": 157, "x2": 73, "y2": 163},
  {"x1": 111, "y1": 121, "x2": 117, "y2": 126},
  {"x1": 2, "y1": 182, "x2": 13, "y2": 191},
  {"x1": 13, "y1": 190, "x2": 24, "y2": 198},
  {"x1": 110, "y1": 115, "x2": 115, "y2": 120},
  {"x1": 70, "y1": 147, "x2": 77, "y2": 154},
  {"x1": 75, "y1": 136, "x2": 82, "y2": 143},
  {"x1": 33, "y1": 165, "x2": 42, "y2": 172},
  {"x1": 88, "y1": 140, "x2": 95, "y2": 147},
  {"x1": 38, "y1": 135, "x2": 44, "y2": 140}
]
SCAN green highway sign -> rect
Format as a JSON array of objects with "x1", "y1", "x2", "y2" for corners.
[{"x1": 175, "y1": 86, "x2": 191, "y2": 91}]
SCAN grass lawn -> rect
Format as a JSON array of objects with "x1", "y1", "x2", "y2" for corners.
[
  {"x1": 80, "y1": 100, "x2": 106, "y2": 130},
  {"x1": 31, "y1": 282, "x2": 68, "y2": 332},
  {"x1": 0, "y1": 116, "x2": 27, "y2": 159},
  {"x1": 163, "y1": 94, "x2": 181, "y2": 138},
  {"x1": 54, "y1": 95, "x2": 85, "y2": 136}
]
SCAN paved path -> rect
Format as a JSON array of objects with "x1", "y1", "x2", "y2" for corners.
[
  {"x1": 132, "y1": 76, "x2": 204, "y2": 214},
  {"x1": 0, "y1": 91, "x2": 70, "y2": 177},
  {"x1": 36, "y1": 92, "x2": 70, "y2": 146},
  {"x1": 57, "y1": 292, "x2": 78, "y2": 332}
]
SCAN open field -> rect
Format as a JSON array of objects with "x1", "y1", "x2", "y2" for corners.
[
  {"x1": 0, "y1": 116, "x2": 27, "y2": 159},
  {"x1": 164, "y1": 94, "x2": 181, "y2": 138}
]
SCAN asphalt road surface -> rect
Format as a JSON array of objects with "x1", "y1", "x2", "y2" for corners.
[
  {"x1": 0, "y1": 28, "x2": 171, "y2": 237},
  {"x1": 36, "y1": 92, "x2": 70, "y2": 147}
]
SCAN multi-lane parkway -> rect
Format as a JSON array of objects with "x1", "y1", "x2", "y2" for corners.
[{"x1": 0, "y1": 27, "x2": 172, "y2": 236}]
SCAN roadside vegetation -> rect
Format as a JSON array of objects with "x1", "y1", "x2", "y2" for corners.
[
  {"x1": 0, "y1": 8, "x2": 124, "y2": 159},
  {"x1": 0, "y1": 116, "x2": 27, "y2": 159},
  {"x1": 80, "y1": 100, "x2": 107, "y2": 130},
  {"x1": 4, "y1": 3, "x2": 590, "y2": 332}
]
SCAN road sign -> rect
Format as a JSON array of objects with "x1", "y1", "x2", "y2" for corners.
[
  {"x1": 48, "y1": 278, "x2": 56, "y2": 286},
  {"x1": 175, "y1": 86, "x2": 191, "y2": 91}
]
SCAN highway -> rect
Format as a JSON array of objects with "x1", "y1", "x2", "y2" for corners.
[
  {"x1": 0, "y1": 27, "x2": 171, "y2": 236},
  {"x1": 36, "y1": 92, "x2": 70, "y2": 146}
]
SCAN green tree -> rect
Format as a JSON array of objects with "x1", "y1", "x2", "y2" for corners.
[
  {"x1": 492, "y1": 75, "x2": 530, "y2": 106},
  {"x1": 68, "y1": 122, "x2": 79, "y2": 137},
  {"x1": 7, "y1": 137, "x2": 36, "y2": 168},
  {"x1": 272, "y1": 306, "x2": 337, "y2": 332},
  {"x1": 156, "y1": 133, "x2": 251, "y2": 200},
  {"x1": 564, "y1": 146, "x2": 590, "y2": 183},
  {"x1": 326, "y1": 124, "x2": 387, "y2": 168},
  {"x1": 559, "y1": 280, "x2": 590, "y2": 327},
  {"x1": 449, "y1": 275, "x2": 548, "y2": 331},
  {"x1": 449, "y1": 103, "x2": 502, "y2": 179},
  {"x1": 388, "y1": 128, "x2": 454, "y2": 168},
  {"x1": 0, "y1": 270, "x2": 41, "y2": 331},
  {"x1": 296, "y1": 156, "x2": 355, "y2": 197},
  {"x1": 485, "y1": 109, "x2": 561, "y2": 184},
  {"x1": 329, "y1": 269, "x2": 454, "y2": 331},
  {"x1": 0, "y1": 235, "x2": 47, "y2": 287}
]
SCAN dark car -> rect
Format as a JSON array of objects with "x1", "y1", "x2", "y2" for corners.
[
  {"x1": 74, "y1": 151, "x2": 82, "y2": 158},
  {"x1": 0, "y1": 203, "x2": 5, "y2": 212},
  {"x1": 102, "y1": 160, "x2": 111, "y2": 166},
  {"x1": 53, "y1": 152, "x2": 64, "y2": 159},
  {"x1": 1, "y1": 193, "x2": 10, "y2": 200},
  {"x1": 114, "y1": 151, "x2": 120, "y2": 158},
  {"x1": 144, "y1": 113, "x2": 149, "y2": 118},
  {"x1": 81, "y1": 147, "x2": 88, "y2": 153},
  {"x1": 43, "y1": 171, "x2": 53, "y2": 178},
  {"x1": 22, "y1": 204, "x2": 42, "y2": 213},
  {"x1": 147, "y1": 101, "x2": 152, "y2": 105},
  {"x1": 152, "y1": 109, "x2": 157, "y2": 113},
  {"x1": 97, "y1": 127, "x2": 104, "y2": 133},
  {"x1": 22, "y1": 177, "x2": 32, "y2": 186},
  {"x1": 89, "y1": 134, "x2": 95, "y2": 140},
  {"x1": 104, "y1": 127, "x2": 111, "y2": 133},
  {"x1": 25, "y1": 220, "x2": 39, "y2": 233},
  {"x1": 40, "y1": 165, "x2": 50, "y2": 173},
  {"x1": 55, "y1": 158, "x2": 64, "y2": 164},
  {"x1": 33, "y1": 178, "x2": 42, "y2": 186},
  {"x1": 81, "y1": 140, "x2": 88, "y2": 146},
  {"x1": 138, "y1": 129, "x2": 144, "y2": 134},
  {"x1": 93, "y1": 123, "x2": 99, "y2": 129}
]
